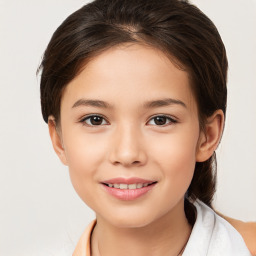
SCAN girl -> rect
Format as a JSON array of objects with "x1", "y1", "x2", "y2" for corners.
[{"x1": 38, "y1": 0, "x2": 253, "y2": 255}]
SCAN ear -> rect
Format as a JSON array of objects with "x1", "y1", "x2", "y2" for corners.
[
  {"x1": 48, "y1": 116, "x2": 68, "y2": 166},
  {"x1": 196, "y1": 110, "x2": 224, "y2": 162}
]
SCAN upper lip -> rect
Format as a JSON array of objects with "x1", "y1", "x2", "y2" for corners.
[{"x1": 101, "y1": 177, "x2": 157, "y2": 184}]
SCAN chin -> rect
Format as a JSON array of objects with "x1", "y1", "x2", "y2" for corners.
[
  {"x1": 112, "y1": 218, "x2": 153, "y2": 229},
  {"x1": 99, "y1": 208, "x2": 159, "y2": 229}
]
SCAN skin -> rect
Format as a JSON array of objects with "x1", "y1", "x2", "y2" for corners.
[
  {"x1": 49, "y1": 43, "x2": 224, "y2": 256},
  {"x1": 219, "y1": 214, "x2": 256, "y2": 255}
]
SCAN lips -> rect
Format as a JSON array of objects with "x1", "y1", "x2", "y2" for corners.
[
  {"x1": 105, "y1": 183, "x2": 153, "y2": 189},
  {"x1": 101, "y1": 178, "x2": 157, "y2": 200}
]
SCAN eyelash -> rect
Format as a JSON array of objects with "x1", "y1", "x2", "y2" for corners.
[
  {"x1": 80, "y1": 114, "x2": 109, "y2": 126},
  {"x1": 147, "y1": 115, "x2": 178, "y2": 126},
  {"x1": 79, "y1": 114, "x2": 177, "y2": 127}
]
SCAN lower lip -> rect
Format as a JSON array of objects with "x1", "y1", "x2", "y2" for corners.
[{"x1": 102, "y1": 183, "x2": 156, "y2": 201}]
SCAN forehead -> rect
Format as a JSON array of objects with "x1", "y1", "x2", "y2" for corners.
[{"x1": 62, "y1": 43, "x2": 197, "y2": 113}]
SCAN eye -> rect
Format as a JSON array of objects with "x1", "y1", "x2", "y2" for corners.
[
  {"x1": 81, "y1": 115, "x2": 108, "y2": 126},
  {"x1": 147, "y1": 115, "x2": 177, "y2": 126}
]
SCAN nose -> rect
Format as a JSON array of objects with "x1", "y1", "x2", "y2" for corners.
[{"x1": 108, "y1": 124, "x2": 147, "y2": 167}]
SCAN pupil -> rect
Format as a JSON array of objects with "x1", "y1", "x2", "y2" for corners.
[
  {"x1": 91, "y1": 116, "x2": 102, "y2": 125},
  {"x1": 154, "y1": 116, "x2": 166, "y2": 125}
]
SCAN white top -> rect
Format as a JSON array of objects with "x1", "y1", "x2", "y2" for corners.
[
  {"x1": 183, "y1": 200, "x2": 251, "y2": 255},
  {"x1": 59, "y1": 200, "x2": 251, "y2": 256}
]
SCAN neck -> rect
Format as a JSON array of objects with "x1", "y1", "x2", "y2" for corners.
[{"x1": 91, "y1": 200, "x2": 192, "y2": 256}]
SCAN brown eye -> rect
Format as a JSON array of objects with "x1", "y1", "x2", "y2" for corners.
[
  {"x1": 154, "y1": 116, "x2": 167, "y2": 125},
  {"x1": 147, "y1": 115, "x2": 177, "y2": 126},
  {"x1": 82, "y1": 115, "x2": 108, "y2": 126}
]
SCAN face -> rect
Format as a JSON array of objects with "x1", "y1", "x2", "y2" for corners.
[{"x1": 55, "y1": 44, "x2": 203, "y2": 228}]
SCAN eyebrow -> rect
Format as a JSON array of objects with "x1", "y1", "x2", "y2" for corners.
[
  {"x1": 72, "y1": 98, "x2": 186, "y2": 109},
  {"x1": 143, "y1": 98, "x2": 187, "y2": 109},
  {"x1": 72, "y1": 99, "x2": 112, "y2": 109}
]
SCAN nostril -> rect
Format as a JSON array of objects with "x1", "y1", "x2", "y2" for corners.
[
  {"x1": 112, "y1": 160, "x2": 141, "y2": 167},
  {"x1": 108, "y1": 145, "x2": 147, "y2": 167}
]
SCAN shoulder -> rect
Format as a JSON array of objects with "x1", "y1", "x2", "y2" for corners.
[
  {"x1": 183, "y1": 200, "x2": 251, "y2": 255},
  {"x1": 218, "y1": 213, "x2": 256, "y2": 256},
  {"x1": 73, "y1": 220, "x2": 96, "y2": 256}
]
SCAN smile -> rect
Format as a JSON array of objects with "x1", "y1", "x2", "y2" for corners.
[
  {"x1": 101, "y1": 178, "x2": 157, "y2": 200},
  {"x1": 104, "y1": 182, "x2": 155, "y2": 189}
]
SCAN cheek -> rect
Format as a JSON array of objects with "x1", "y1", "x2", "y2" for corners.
[
  {"x1": 62, "y1": 130, "x2": 107, "y2": 198},
  {"x1": 148, "y1": 129, "x2": 199, "y2": 184},
  {"x1": 64, "y1": 130, "x2": 107, "y2": 169}
]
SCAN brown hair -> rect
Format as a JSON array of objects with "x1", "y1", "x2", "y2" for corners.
[{"x1": 38, "y1": 0, "x2": 228, "y2": 223}]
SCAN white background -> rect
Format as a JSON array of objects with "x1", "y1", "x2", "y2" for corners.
[{"x1": 0, "y1": 0, "x2": 255, "y2": 255}]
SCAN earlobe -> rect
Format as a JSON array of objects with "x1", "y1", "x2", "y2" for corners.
[
  {"x1": 196, "y1": 110, "x2": 224, "y2": 162},
  {"x1": 48, "y1": 116, "x2": 68, "y2": 166}
]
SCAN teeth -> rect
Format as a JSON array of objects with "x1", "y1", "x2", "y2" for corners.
[
  {"x1": 137, "y1": 183, "x2": 143, "y2": 188},
  {"x1": 120, "y1": 184, "x2": 128, "y2": 189},
  {"x1": 107, "y1": 183, "x2": 153, "y2": 189},
  {"x1": 128, "y1": 184, "x2": 136, "y2": 189}
]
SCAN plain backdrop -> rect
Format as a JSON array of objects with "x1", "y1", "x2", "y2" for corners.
[{"x1": 0, "y1": 0, "x2": 255, "y2": 255}]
